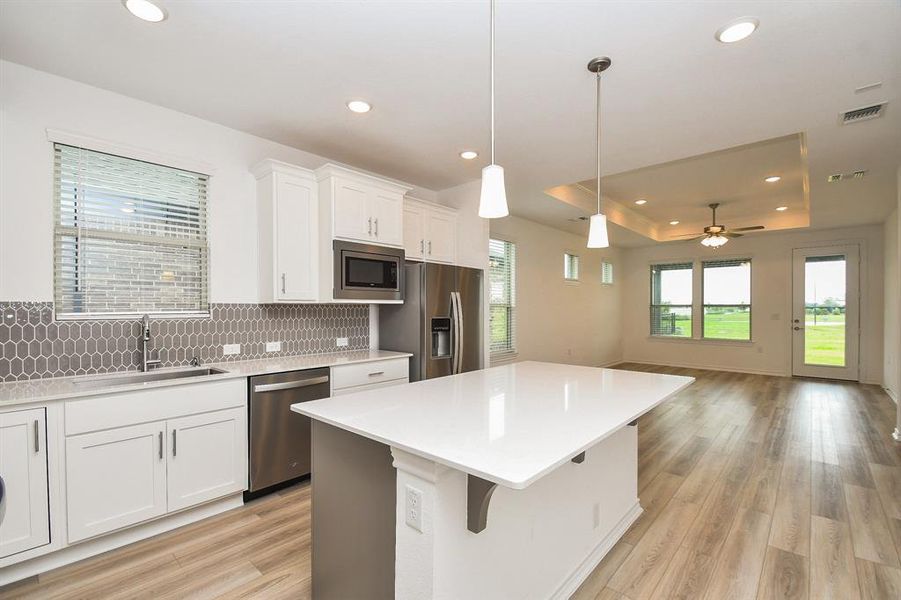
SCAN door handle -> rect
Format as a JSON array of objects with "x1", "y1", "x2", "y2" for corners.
[
  {"x1": 374, "y1": 218, "x2": 379, "y2": 237},
  {"x1": 368, "y1": 217, "x2": 373, "y2": 236},
  {"x1": 0, "y1": 474, "x2": 5, "y2": 507},
  {"x1": 158, "y1": 431, "x2": 163, "y2": 460},
  {"x1": 34, "y1": 419, "x2": 40, "y2": 453},
  {"x1": 428, "y1": 240, "x2": 432, "y2": 255},
  {"x1": 253, "y1": 376, "x2": 330, "y2": 393},
  {"x1": 421, "y1": 240, "x2": 424, "y2": 254},
  {"x1": 172, "y1": 430, "x2": 177, "y2": 457},
  {"x1": 281, "y1": 273, "x2": 287, "y2": 294},
  {"x1": 793, "y1": 326, "x2": 804, "y2": 331},
  {"x1": 455, "y1": 292, "x2": 464, "y2": 374}
]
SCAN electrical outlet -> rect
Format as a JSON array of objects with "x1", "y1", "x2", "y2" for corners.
[
  {"x1": 222, "y1": 343, "x2": 241, "y2": 356},
  {"x1": 266, "y1": 341, "x2": 282, "y2": 353},
  {"x1": 404, "y1": 485, "x2": 423, "y2": 532},
  {"x1": 336, "y1": 337, "x2": 349, "y2": 348}
]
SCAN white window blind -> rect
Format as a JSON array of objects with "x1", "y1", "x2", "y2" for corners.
[
  {"x1": 53, "y1": 143, "x2": 210, "y2": 318},
  {"x1": 564, "y1": 253, "x2": 580, "y2": 281},
  {"x1": 489, "y1": 238, "x2": 516, "y2": 357},
  {"x1": 601, "y1": 260, "x2": 614, "y2": 284}
]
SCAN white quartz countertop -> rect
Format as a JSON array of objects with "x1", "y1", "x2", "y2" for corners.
[
  {"x1": 0, "y1": 349, "x2": 411, "y2": 406},
  {"x1": 293, "y1": 361, "x2": 694, "y2": 489}
]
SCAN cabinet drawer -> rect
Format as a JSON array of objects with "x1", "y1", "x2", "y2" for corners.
[
  {"x1": 331, "y1": 378, "x2": 409, "y2": 396},
  {"x1": 331, "y1": 358, "x2": 409, "y2": 391}
]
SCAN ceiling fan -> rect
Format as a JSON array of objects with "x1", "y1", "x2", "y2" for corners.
[{"x1": 673, "y1": 203, "x2": 765, "y2": 248}]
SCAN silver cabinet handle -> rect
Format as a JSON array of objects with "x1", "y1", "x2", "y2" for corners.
[
  {"x1": 34, "y1": 419, "x2": 40, "y2": 453},
  {"x1": 374, "y1": 218, "x2": 379, "y2": 237},
  {"x1": 368, "y1": 371, "x2": 385, "y2": 377},
  {"x1": 281, "y1": 273, "x2": 287, "y2": 294},
  {"x1": 368, "y1": 217, "x2": 373, "y2": 236},
  {"x1": 420, "y1": 240, "x2": 424, "y2": 254},
  {"x1": 172, "y1": 430, "x2": 177, "y2": 457},
  {"x1": 158, "y1": 431, "x2": 163, "y2": 460},
  {"x1": 0, "y1": 474, "x2": 5, "y2": 508},
  {"x1": 253, "y1": 375, "x2": 330, "y2": 393},
  {"x1": 428, "y1": 240, "x2": 432, "y2": 255}
]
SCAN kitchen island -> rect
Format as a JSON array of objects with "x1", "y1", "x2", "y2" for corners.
[{"x1": 292, "y1": 361, "x2": 693, "y2": 600}]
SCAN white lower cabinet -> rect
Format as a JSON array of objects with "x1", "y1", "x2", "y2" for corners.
[
  {"x1": 167, "y1": 408, "x2": 246, "y2": 512},
  {"x1": 66, "y1": 406, "x2": 246, "y2": 543},
  {"x1": 0, "y1": 408, "x2": 50, "y2": 559},
  {"x1": 66, "y1": 421, "x2": 168, "y2": 543}
]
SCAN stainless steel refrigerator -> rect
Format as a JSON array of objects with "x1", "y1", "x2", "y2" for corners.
[{"x1": 379, "y1": 262, "x2": 483, "y2": 381}]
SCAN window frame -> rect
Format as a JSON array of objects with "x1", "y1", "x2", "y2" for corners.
[
  {"x1": 601, "y1": 260, "x2": 614, "y2": 285},
  {"x1": 564, "y1": 252, "x2": 581, "y2": 282},
  {"x1": 701, "y1": 258, "x2": 753, "y2": 341},
  {"x1": 51, "y1": 139, "x2": 211, "y2": 320},
  {"x1": 488, "y1": 238, "x2": 517, "y2": 360},
  {"x1": 649, "y1": 262, "x2": 694, "y2": 339}
]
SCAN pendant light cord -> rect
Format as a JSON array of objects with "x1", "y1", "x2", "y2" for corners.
[
  {"x1": 596, "y1": 70, "x2": 602, "y2": 215},
  {"x1": 490, "y1": 0, "x2": 496, "y2": 166}
]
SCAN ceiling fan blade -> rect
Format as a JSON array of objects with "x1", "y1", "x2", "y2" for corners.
[
  {"x1": 671, "y1": 232, "x2": 706, "y2": 238},
  {"x1": 730, "y1": 225, "x2": 765, "y2": 232},
  {"x1": 723, "y1": 232, "x2": 744, "y2": 238},
  {"x1": 671, "y1": 234, "x2": 708, "y2": 242}
]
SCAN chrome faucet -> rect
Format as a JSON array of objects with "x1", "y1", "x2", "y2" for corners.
[{"x1": 141, "y1": 314, "x2": 162, "y2": 372}]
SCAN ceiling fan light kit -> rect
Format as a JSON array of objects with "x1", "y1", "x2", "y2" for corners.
[
  {"x1": 586, "y1": 56, "x2": 612, "y2": 249},
  {"x1": 478, "y1": 0, "x2": 509, "y2": 219},
  {"x1": 677, "y1": 202, "x2": 766, "y2": 248}
]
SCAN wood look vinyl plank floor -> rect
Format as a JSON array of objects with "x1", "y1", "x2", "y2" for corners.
[{"x1": 2, "y1": 364, "x2": 898, "y2": 600}]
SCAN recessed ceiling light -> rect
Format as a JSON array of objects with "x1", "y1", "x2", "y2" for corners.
[
  {"x1": 460, "y1": 150, "x2": 478, "y2": 160},
  {"x1": 669, "y1": 220, "x2": 680, "y2": 226},
  {"x1": 123, "y1": 0, "x2": 167, "y2": 23},
  {"x1": 715, "y1": 17, "x2": 759, "y2": 43},
  {"x1": 346, "y1": 100, "x2": 372, "y2": 114},
  {"x1": 764, "y1": 175, "x2": 781, "y2": 183},
  {"x1": 635, "y1": 199, "x2": 648, "y2": 205},
  {"x1": 775, "y1": 206, "x2": 788, "y2": 211}
]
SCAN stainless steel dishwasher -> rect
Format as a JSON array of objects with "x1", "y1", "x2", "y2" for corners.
[{"x1": 247, "y1": 368, "x2": 330, "y2": 495}]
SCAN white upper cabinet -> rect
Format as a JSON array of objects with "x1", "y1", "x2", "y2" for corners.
[
  {"x1": 403, "y1": 198, "x2": 458, "y2": 265},
  {"x1": 316, "y1": 164, "x2": 410, "y2": 249},
  {"x1": 0, "y1": 408, "x2": 49, "y2": 559},
  {"x1": 253, "y1": 160, "x2": 319, "y2": 303}
]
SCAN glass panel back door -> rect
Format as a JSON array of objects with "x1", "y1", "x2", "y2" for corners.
[{"x1": 791, "y1": 245, "x2": 859, "y2": 380}]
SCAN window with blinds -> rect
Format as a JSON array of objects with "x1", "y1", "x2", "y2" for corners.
[
  {"x1": 564, "y1": 253, "x2": 580, "y2": 281},
  {"x1": 489, "y1": 238, "x2": 516, "y2": 357},
  {"x1": 601, "y1": 260, "x2": 614, "y2": 285},
  {"x1": 53, "y1": 143, "x2": 210, "y2": 319},
  {"x1": 650, "y1": 262, "x2": 693, "y2": 337},
  {"x1": 702, "y1": 259, "x2": 751, "y2": 340}
]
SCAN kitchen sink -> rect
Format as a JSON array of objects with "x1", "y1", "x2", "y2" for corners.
[{"x1": 73, "y1": 367, "x2": 230, "y2": 389}]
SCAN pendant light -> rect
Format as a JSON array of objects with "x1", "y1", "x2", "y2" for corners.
[
  {"x1": 586, "y1": 57, "x2": 611, "y2": 248},
  {"x1": 478, "y1": 0, "x2": 509, "y2": 219}
]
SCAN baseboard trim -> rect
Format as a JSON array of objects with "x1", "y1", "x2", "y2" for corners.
[
  {"x1": 0, "y1": 494, "x2": 243, "y2": 587},
  {"x1": 551, "y1": 500, "x2": 643, "y2": 600},
  {"x1": 884, "y1": 387, "x2": 899, "y2": 405},
  {"x1": 617, "y1": 358, "x2": 786, "y2": 378}
]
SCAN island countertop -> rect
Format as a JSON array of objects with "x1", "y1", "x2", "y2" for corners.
[{"x1": 293, "y1": 361, "x2": 694, "y2": 489}]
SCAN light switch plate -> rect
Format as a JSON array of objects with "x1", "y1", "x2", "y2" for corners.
[
  {"x1": 405, "y1": 485, "x2": 423, "y2": 532},
  {"x1": 222, "y1": 343, "x2": 241, "y2": 356},
  {"x1": 336, "y1": 337, "x2": 349, "y2": 347},
  {"x1": 266, "y1": 341, "x2": 282, "y2": 353}
]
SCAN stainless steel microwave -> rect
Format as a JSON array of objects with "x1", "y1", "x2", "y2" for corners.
[{"x1": 333, "y1": 241, "x2": 405, "y2": 301}]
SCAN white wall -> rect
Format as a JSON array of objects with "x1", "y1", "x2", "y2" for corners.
[
  {"x1": 884, "y1": 207, "x2": 900, "y2": 402},
  {"x1": 620, "y1": 224, "x2": 885, "y2": 383},
  {"x1": 0, "y1": 60, "x2": 437, "y2": 303},
  {"x1": 489, "y1": 215, "x2": 622, "y2": 368}
]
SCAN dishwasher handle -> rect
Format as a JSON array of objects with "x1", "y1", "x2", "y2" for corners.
[{"x1": 253, "y1": 375, "x2": 329, "y2": 394}]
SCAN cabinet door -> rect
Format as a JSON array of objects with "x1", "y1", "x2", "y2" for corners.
[
  {"x1": 275, "y1": 173, "x2": 318, "y2": 301},
  {"x1": 403, "y1": 202, "x2": 426, "y2": 260},
  {"x1": 66, "y1": 422, "x2": 167, "y2": 543},
  {"x1": 167, "y1": 408, "x2": 246, "y2": 513},
  {"x1": 370, "y1": 191, "x2": 404, "y2": 246},
  {"x1": 426, "y1": 210, "x2": 457, "y2": 264},
  {"x1": 0, "y1": 409, "x2": 49, "y2": 559},
  {"x1": 333, "y1": 178, "x2": 372, "y2": 242}
]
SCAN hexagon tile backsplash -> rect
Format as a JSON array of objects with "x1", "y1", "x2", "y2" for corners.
[{"x1": 0, "y1": 302, "x2": 370, "y2": 382}]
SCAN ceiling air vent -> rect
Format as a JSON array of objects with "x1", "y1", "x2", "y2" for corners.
[
  {"x1": 827, "y1": 174, "x2": 843, "y2": 182},
  {"x1": 851, "y1": 170, "x2": 867, "y2": 179},
  {"x1": 841, "y1": 102, "x2": 886, "y2": 124}
]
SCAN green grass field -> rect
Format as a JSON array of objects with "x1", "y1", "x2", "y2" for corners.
[{"x1": 660, "y1": 310, "x2": 846, "y2": 366}]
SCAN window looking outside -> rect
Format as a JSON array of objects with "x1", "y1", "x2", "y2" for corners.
[
  {"x1": 53, "y1": 143, "x2": 209, "y2": 318},
  {"x1": 601, "y1": 260, "x2": 614, "y2": 285},
  {"x1": 489, "y1": 239, "x2": 516, "y2": 356},
  {"x1": 702, "y1": 259, "x2": 752, "y2": 340},
  {"x1": 564, "y1": 253, "x2": 580, "y2": 281},
  {"x1": 650, "y1": 263, "x2": 692, "y2": 337}
]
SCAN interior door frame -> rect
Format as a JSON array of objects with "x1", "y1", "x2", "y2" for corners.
[{"x1": 791, "y1": 244, "x2": 860, "y2": 380}]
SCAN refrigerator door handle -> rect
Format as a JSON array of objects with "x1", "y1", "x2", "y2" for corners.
[
  {"x1": 455, "y1": 291, "x2": 464, "y2": 374},
  {"x1": 450, "y1": 291, "x2": 461, "y2": 375}
]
